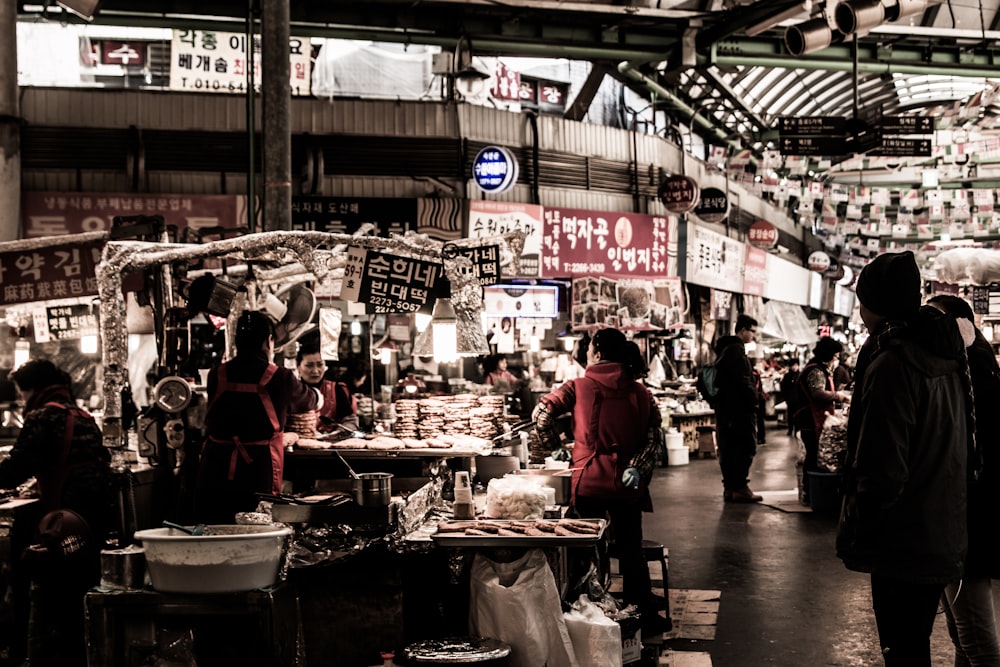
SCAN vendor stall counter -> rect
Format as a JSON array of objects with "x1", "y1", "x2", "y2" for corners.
[{"x1": 670, "y1": 410, "x2": 715, "y2": 452}]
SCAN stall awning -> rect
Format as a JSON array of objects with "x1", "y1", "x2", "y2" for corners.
[{"x1": 762, "y1": 300, "x2": 816, "y2": 346}]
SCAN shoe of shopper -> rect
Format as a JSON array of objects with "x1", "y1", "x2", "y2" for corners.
[{"x1": 726, "y1": 487, "x2": 763, "y2": 503}]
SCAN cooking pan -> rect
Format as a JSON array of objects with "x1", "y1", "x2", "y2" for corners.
[{"x1": 331, "y1": 450, "x2": 393, "y2": 507}]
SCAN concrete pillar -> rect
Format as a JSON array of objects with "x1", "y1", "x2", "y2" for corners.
[
  {"x1": 0, "y1": 1, "x2": 20, "y2": 242},
  {"x1": 261, "y1": 0, "x2": 291, "y2": 231}
]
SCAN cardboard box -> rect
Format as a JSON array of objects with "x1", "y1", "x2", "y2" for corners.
[{"x1": 618, "y1": 613, "x2": 642, "y2": 665}]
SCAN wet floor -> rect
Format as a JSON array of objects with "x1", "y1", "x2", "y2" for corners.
[{"x1": 645, "y1": 421, "x2": 973, "y2": 666}]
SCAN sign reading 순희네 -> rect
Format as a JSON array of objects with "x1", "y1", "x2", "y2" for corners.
[{"x1": 340, "y1": 247, "x2": 445, "y2": 314}]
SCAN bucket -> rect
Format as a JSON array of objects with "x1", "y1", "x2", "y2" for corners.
[
  {"x1": 100, "y1": 545, "x2": 146, "y2": 590},
  {"x1": 664, "y1": 431, "x2": 684, "y2": 450},
  {"x1": 807, "y1": 471, "x2": 842, "y2": 512},
  {"x1": 667, "y1": 446, "x2": 689, "y2": 466}
]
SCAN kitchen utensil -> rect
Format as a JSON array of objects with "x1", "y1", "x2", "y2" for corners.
[
  {"x1": 330, "y1": 450, "x2": 393, "y2": 506},
  {"x1": 161, "y1": 520, "x2": 206, "y2": 536}
]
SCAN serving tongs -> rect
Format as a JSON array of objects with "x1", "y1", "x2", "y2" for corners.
[{"x1": 491, "y1": 420, "x2": 535, "y2": 444}]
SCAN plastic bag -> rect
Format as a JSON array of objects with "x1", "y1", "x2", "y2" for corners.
[
  {"x1": 469, "y1": 549, "x2": 579, "y2": 667},
  {"x1": 564, "y1": 594, "x2": 622, "y2": 667},
  {"x1": 485, "y1": 474, "x2": 547, "y2": 519},
  {"x1": 818, "y1": 411, "x2": 848, "y2": 472}
]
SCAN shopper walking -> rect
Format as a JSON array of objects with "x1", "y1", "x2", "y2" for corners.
[
  {"x1": 837, "y1": 251, "x2": 971, "y2": 667},
  {"x1": 793, "y1": 337, "x2": 850, "y2": 505},
  {"x1": 533, "y1": 327, "x2": 667, "y2": 637},
  {"x1": 928, "y1": 294, "x2": 1000, "y2": 667},
  {"x1": 714, "y1": 314, "x2": 762, "y2": 502}
]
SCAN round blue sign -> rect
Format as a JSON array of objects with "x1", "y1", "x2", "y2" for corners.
[{"x1": 473, "y1": 146, "x2": 519, "y2": 194}]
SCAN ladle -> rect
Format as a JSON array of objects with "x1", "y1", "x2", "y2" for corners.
[{"x1": 162, "y1": 520, "x2": 206, "y2": 536}]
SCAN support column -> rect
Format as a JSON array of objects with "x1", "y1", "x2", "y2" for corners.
[
  {"x1": 261, "y1": 0, "x2": 291, "y2": 231},
  {"x1": 0, "y1": 1, "x2": 20, "y2": 242}
]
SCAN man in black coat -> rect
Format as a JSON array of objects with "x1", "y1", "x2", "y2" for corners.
[
  {"x1": 713, "y1": 314, "x2": 762, "y2": 503},
  {"x1": 837, "y1": 251, "x2": 970, "y2": 667}
]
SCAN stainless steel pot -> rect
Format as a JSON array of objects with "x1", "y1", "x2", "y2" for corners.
[{"x1": 353, "y1": 472, "x2": 393, "y2": 507}]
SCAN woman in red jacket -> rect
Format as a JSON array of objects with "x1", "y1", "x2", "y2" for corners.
[{"x1": 534, "y1": 327, "x2": 666, "y2": 636}]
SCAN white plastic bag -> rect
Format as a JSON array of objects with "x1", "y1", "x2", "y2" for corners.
[
  {"x1": 469, "y1": 549, "x2": 579, "y2": 667},
  {"x1": 564, "y1": 595, "x2": 623, "y2": 667},
  {"x1": 485, "y1": 474, "x2": 547, "y2": 519}
]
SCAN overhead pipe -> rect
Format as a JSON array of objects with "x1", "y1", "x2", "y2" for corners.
[
  {"x1": 617, "y1": 62, "x2": 746, "y2": 158},
  {"x1": 695, "y1": 0, "x2": 809, "y2": 52},
  {"x1": 705, "y1": 53, "x2": 1000, "y2": 79}
]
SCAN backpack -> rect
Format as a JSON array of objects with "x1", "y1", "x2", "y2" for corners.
[
  {"x1": 697, "y1": 362, "x2": 721, "y2": 405},
  {"x1": 697, "y1": 347, "x2": 730, "y2": 406}
]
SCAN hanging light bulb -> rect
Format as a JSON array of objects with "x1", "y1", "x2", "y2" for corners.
[
  {"x1": 13, "y1": 340, "x2": 29, "y2": 369},
  {"x1": 80, "y1": 332, "x2": 99, "y2": 355},
  {"x1": 415, "y1": 312, "x2": 432, "y2": 333},
  {"x1": 431, "y1": 298, "x2": 458, "y2": 363},
  {"x1": 350, "y1": 317, "x2": 362, "y2": 336}
]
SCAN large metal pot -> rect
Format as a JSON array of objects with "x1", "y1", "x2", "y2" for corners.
[{"x1": 353, "y1": 472, "x2": 392, "y2": 507}]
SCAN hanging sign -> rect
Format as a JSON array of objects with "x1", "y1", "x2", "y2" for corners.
[
  {"x1": 694, "y1": 187, "x2": 729, "y2": 224},
  {"x1": 42, "y1": 303, "x2": 97, "y2": 342},
  {"x1": 747, "y1": 220, "x2": 779, "y2": 249},
  {"x1": 807, "y1": 250, "x2": 832, "y2": 272},
  {"x1": 340, "y1": 247, "x2": 445, "y2": 314},
  {"x1": 472, "y1": 146, "x2": 519, "y2": 194},
  {"x1": 0, "y1": 240, "x2": 102, "y2": 307},
  {"x1": 658, "y1": 175, "x2": 698, "y2": 213},
  {"x1": 453, "y1": 244, "x2": 502, "y2": 287}
]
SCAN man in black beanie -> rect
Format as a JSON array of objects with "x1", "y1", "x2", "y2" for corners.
[{"x1": 837, "y1": 251, "x2": 971, "y2": 667}]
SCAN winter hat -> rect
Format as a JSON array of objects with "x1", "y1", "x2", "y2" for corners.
[{"x1": 855, "y1": 251, "x2": 922, "y2": 319}]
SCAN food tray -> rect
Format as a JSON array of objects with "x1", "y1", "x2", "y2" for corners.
[{"x1": 431, "y1": 518, "x2": 606, "y2": 547}]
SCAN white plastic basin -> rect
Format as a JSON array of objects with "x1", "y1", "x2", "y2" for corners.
[{"x1": 134, "y1": 524, "x2": 291, "y2": 593}]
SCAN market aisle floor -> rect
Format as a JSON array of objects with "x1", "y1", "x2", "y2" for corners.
[{"x1": 645, "y1": 421, "x2": 970, "y2": 667}]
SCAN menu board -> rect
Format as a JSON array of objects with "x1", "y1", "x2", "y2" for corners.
[
  {"x1": 540, "y1": 208, "x2": 671, "y2": 278},
  {"x1": 0, "y1": 240, "x2": 102, "y2": 307},
  {"x1": 340, "y1": 247, "x2": 445, "y2": 314},
  {"x1": 453, "y1": 245, "x2": 502, "y2": 287}
]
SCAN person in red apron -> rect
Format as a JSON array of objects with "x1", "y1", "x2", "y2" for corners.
[
  {"x1": 533, "y1": 328, "x2": 666, "y2": 637},
  {"x1": 195, "y1": 311, "x2": 320, "y2": 524},
  {"x1": 296, "y1": 342, "x2": 359, "y2": 432}
]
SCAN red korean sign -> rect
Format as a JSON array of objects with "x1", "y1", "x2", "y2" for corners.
[
  {"x1": 748, "y1": 220, "x2": 779, "y2": 249},
  {"x1": 540, "y1": 208, "x2": 671, "y2": 277},
  {"x1": 658, "y1": 175, "x2": 698, "y2": 214},
  {"x1": 743, "y1": 246, "x2": 768, "y2": 296},
  {"x1": 0, "y1": 240, "x2": 102, "y2": 307},
  {"x1": 21, "y1": 192, "x2": 247, "y2": 238},
  {"x1": 100, "y1": 41, "x2": 146, "y2": 66},
  {"x1": 492, "y1": 61, "x2": 521, "y2": 102}
]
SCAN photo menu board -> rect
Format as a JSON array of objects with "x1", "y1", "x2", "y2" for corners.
[{"x1": 571, "y1": 276, "x2": 685, "y2": 331}]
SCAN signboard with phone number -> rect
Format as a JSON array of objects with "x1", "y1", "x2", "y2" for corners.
[{"x1": 340, "y1": 247, "x2": 446, "y2": 315}]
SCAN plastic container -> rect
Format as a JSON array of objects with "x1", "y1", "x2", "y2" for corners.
[
  {"x1": 807, "y1": 471, "x2": 842, "y2": 513},
  {"x1": 134, "y1": 524, "x2": 291, "y2": 593},
  {"x1": 667, "y1": 445, "x2": 689, "y2": 466}
]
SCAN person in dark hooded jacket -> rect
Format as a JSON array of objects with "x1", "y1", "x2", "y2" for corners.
[
  {"x1": 837, "y1": 251, "x2": 971, "y2": 667},
  {"x1": 533, "y1": 328, "x2": 666, "y2": 637},
  {"x1": 927, "y1": 294, "x2": 1000, "y2": 666},
  {"x1": 713, "y1": 314, "x2": 763, "y2": 502}
]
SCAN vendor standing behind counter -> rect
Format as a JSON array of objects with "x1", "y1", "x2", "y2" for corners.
[
  {"x1": 297, "y1": 343, "x2": 359, "y2": 432},
  {"x1": 195, "y1": 311, "x2": 321, "y2": 524}
]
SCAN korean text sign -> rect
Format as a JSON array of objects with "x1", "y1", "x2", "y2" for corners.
[
  {"x1": 454, "y1": 245, "x2": 502, "y2": 287},
  {"x1": 0, "y1": 241, "x2": 102, "y2": 307},
  {"x1": 169, "y1": 30, "x2": 311, "y2": 96},
  {"x1": 540, "y1": 208, "x2": 671, "y2": 277},
  {"x1": 339, "y1": 247, "x2": 445, "y2": 314}
]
